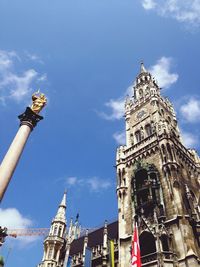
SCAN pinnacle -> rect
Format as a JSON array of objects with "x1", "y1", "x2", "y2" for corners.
[
  {"x1": 140, "y1": 61, "x2": 147, "y2": 73},
  {"x1": 60, "y1": 191, "x2": 67, "y2": 208}
]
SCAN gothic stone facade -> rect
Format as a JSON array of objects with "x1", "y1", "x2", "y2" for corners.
[
  {"x1": 37, "y1": 193, "x2": 118, "y2": 267},
  {"x1": 117, "y1": 63, "x2": 200, "y2": 267},
  {"x1": 38, "y1": 63, "x2": 200, "y2": 267}
]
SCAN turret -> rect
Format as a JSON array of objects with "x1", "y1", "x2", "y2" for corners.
[
  {"x1": 38, "y1": 192, "x2": 67, "y2": 267},
  {"x1": 134, "y1": 62, "x2": 160, "y2": 101}
]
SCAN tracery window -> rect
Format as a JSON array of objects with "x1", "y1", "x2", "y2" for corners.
[
  {"x1": 145, "y1": 124, "x2": 152, "y2": 136},
  {"x1": 161, "y1": 144, "x2": 167, "y2": 163},
  {"x1": 135, "y1": 130, "x2": 142, "y2": 143},
  {"x1": 166, "y1": 143, "x2": 173, "y2": 161}
]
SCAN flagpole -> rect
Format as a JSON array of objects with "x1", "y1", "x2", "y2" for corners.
[{"x1": 131, "y1": 219, "x2": 141, "y2": 267}]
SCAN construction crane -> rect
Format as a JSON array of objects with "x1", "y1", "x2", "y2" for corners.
[
  {"x1": 7, "y1": 228, "x2": 49, "y2": 238},
  {"x1": 0, "y1": 227, "x2": 50, "y2": 246},
  {"x1": 0, "y1": 226, "x2": 95, "y2": 247}
]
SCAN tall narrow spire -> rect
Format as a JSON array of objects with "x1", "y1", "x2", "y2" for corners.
[
  {"x1": 60, "y1": 190, "x2": 67, "y2": 208},
  {"x1": 54, "y1": 191, "x2": 67, "y2": 223}
]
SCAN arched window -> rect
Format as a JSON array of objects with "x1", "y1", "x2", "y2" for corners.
[
  {"x1": 58, "y1": 226, "x2": 62, "y2": 237},
  {"x1": 118, "y1": 169, "x2": 122, "y2": 186},
  {"x1": 133, "y1": 165, "x2": 164, "y2": 219},
  {"x1": 167, "y1": 116, "x2": 171, "y2": 123},
  {"x1": 145, "y1": 124, "x2": 152, "y2": 137},
  {"x1": 139, "y1": 89, "x2": 143, "y2": 98},
  {"x1": 167, "y1": 143, "x2": 173, "y2": 161},
  {"x1": 135, "y1": 169, "x2": 148, "y2": 191},
  {"x1": 53, "y1": 225, "x2": 58, "y2": 236},
  {"x1": 135, "y1": 130, "x2": 141, "y2": 143},
  {"x1": 161, "y1": 144, "x2": 167, "y2": 163},
  {"x1": 48, "y1": 246, "x2": 53, "y2": 259},
  {"x1": 54, "y1": 248, "x2": 58, "y2": 260},
  {"x1": 160, "y1": 235, "x2": 170, "y2": 251},
  {"x1": 140, "y1": 231, "x2": 156, "y2": 256},
  {"x1": 134, "y1": 169, "x2": 153, "y2": 216}
]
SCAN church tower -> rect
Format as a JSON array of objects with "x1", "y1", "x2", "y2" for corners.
[
  {"x1": 38, "y1": 192, "x2": 67, "y2": 267},
  {"x1": 116, "y1": 63, "x2": 200, "y2": 266}
]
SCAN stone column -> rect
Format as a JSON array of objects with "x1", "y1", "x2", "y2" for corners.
[{"x1": 0, "y1": 107, "x2": 43, "y2": 201}]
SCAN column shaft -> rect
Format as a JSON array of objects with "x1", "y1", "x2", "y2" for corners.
[{"x1": 0, "y1": 125, "x2": 31, "y2": 201}]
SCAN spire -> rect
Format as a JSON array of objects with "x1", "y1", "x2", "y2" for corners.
[
  {"x1": 140, "y1": 61, "x2": 147, "y2": 73},
  {"x1": 60, "y1": 190, "x2": 67, "y2": 208},
  {"x1": 54, "y1": 191, "x2": 67, "y2": 223}
]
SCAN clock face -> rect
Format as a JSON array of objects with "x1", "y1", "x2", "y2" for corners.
[{"x1": 137, "y1": 110, "x2": 146, "y2": 120}]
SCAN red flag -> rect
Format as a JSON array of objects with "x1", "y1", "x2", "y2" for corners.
[{"x1": 131, "y1": 223, "x2": 141, "y2": 267}]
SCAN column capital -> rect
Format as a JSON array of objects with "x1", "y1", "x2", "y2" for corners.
[{"x1": 18, "y1": 107, "x2": 43, "y2": 130}]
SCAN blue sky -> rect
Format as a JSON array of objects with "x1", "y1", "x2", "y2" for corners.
[{"x1": 0, "y1": 0, "x2": 200, "y2": 266}]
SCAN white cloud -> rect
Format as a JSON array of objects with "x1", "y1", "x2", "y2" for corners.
[
  {"x1": 0, "y1": 49, "x2": 46, "y2": 104},
  {"x1": 0, "y1": 208, "x2": 39, "y2": 246},
  {"x1": 180, "y1": 98, "x2": 200, "y2": 123},
  {"x1": 66, "y1": 176, "x2": 79, "y2": 186},
  {"x1": 100, "y1": 85, "x2": 133, "y2": 121},
  {"x1": 149, "y1": 57, "x2": 178, "y2": 89},
  {"x1": 0, "y1": 208, "x2": 32, "y2": 228},
  {"x1": 102, "y1": 98, "x2": 125, "y2": 120},
  {"x1": 141, "y1": 0, "x2": 200, "y2": 27},
  {"x1": 25, "y1": 52, "x2": 44, "y2": 64},
  {"x1": 113, "y1": 131, "x2": 126, "y2": 145},
  {"x1": 65, "y1": 176, "x2": 112, "y2": 192},
  {"x1": 181, "y1": 130, "x2": 199, "y2": 148},
  {"x1": 37, "y1": 73, "x2": 47, "y2": 82},
  {"x1": 87, "y1": 177, "x2": 111, "y2": 191},
  {"x1": 142, "y1": 0, "x2": 157, "y2": 10}
]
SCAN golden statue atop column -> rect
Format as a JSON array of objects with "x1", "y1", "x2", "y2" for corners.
[{"x1": 30, "y1": 91, "x2": 47, "y2": 114}]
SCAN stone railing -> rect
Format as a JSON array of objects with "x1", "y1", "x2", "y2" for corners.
[
  {"x1": 124, "y1": 133, "x2": 157, "y2": 158},
  {"x1": 141, "y1": 251, "x2": 174, "y2": 264},
  {"x1": 44, "y1": 236, "x2": 64, "y2": 243}
]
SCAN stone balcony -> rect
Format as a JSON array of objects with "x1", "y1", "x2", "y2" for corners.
[
  {"x1": 123, "y1": 133, "x2": 158, "y2": 160},
  {"x1": 141, "y1": 251, "x2": 175, "y2": 266}
]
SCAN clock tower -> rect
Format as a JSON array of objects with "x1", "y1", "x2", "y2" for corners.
[{"x1": 116, "y1": 63, "x2": 200, "y2": 266}]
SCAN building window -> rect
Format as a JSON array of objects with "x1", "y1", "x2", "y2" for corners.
[
  {"x1": 48, "y1": 247, "x2": 53, "y2": 259},
  {"x1": 132, "y1": 166, "x2": 163, "y2": 217},
  {"x1": 53, "y1": 226, "x2": 58, "y2": 236},
  {"x1": 161, "y1": 144, "x2": 167, "y2": 163},
  {"x1": 145, "y1": 124, "x2": 152, "y2": 136},
  {"x1": 160, "y1": 235, "x2": 170, "y2": 251},
  {"x1": 166, "y1": 143, "x2": 173, "y2": 161},
  {"x1": 58, "y1": 226, "x2": 62, "y2": 237},
  {"x1": 118, "y1": 169, "x2": 122, "y2": 186},
  {"x1": 139, "y1": 89, "x2": 143, "y2": 98},
  {"x1": 140, "y1": 231, "x2": 156, "y2": 256},
  {"x1": 135, "y1": 130, "x2": 141, "y2": 143}
]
